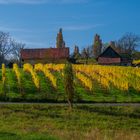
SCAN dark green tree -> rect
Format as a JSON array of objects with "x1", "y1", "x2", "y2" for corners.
[
  {"x1": 132, "y1": 50, "x2": 140, "y2": 60},
  {"x1": 63, "y1": 62, "x2": 74, "y2": 110},
  {"x1": 56, "y1": 28, "x2": 65, "y2": 48},
  {"x1": 81, "y1": 48, "x2": 90, "y2": 64},
  {"x1": 73, "y1": 45, "x2": 80, "y2": 59},
  {"x1": 93, "y1": 34, "x2": 102, "y2": 58}
]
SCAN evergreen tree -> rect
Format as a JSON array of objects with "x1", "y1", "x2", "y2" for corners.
[
  {"x1": 56, "y1": 28, "x2": 65, "y2": 48},
  {"x1": 81, "y1": 48, "x2": 90, "y2": 64},
  {"x1": 81, "y1": 48, "x2": 87, "y2": 59},
  {"x1": 73, "y1": 45, "x2": 80, "y2": 59},
  {"x1": 93, "y1": 34, "x2": 102, "y2": 58}
]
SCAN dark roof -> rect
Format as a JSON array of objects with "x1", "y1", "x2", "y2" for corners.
[
  {"x1": 120, "y1": 53, "x2": 132, "y2": 63},
  {"x1": 21, "y1": 48, "x2": 69, "y2": 60},
  {"x1": 120, "y1": 53, "x2": 131, "y2": 59},
  {"x1": 98, "y1": 46, "x2": 120, "y2": 58},
  {"x1": 98, "y1": 46, "x2": 132, "y2": 64}
]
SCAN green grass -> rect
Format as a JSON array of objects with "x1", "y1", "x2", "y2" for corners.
[
  {"x1": 76, "y1": 58, "x2": 98, "y2": 64},
  {"x1": 0, "y1": 69, "x2": 140, "y2": 103},
  {"x1": 0, "y1": 104, "x2": 140, "y2": 140}
]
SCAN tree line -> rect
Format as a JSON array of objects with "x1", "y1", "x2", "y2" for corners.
[
  {"x1": 0, "y1": 29, "x2": 140, "y2": 67},
  {"x1": 71, "y1": 32, "x2": 140, "y2": 62}
]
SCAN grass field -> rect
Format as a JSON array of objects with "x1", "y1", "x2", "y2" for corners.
[
  {"x1": 1, "y1": 65, "x2": 140, "y2": 103},
  {"x1": 0, "y1": 104, "x2": 140, "y2": 140}
]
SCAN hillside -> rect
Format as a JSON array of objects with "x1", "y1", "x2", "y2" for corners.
[{"x1": 0, "y1": 63, "x2": 140, "y2": 103}]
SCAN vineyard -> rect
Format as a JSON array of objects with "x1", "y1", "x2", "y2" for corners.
[{"x1": 0, "y1": 63, "x2": 140, "y2": 102}]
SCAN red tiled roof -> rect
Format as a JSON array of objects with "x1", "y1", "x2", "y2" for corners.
[{"x1": 21, "y1": 48, "x2": 69, "y2": 60}]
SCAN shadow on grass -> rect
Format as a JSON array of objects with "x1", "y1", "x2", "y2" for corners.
[
  {"x1": 77, "y1": 105, "x2": 140, "y2": 119},
  {"x1": 0, "y1": 132, "x2": 58, "y2": 140},
  {"x1": 0, "y1": 132, "x2": 20, "y2": 140}
]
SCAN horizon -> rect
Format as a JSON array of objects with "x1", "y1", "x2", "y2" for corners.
[{"x1": 0, "y1": 0, "x2": 140, "y2": 53}]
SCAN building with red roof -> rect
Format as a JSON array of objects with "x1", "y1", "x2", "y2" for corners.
[
  {"x1": 21, "y1": 29, "x2": 69, "y2": 64},
  {"x1": 21, "y1": 47, "x2": 69, "y2": 64}
]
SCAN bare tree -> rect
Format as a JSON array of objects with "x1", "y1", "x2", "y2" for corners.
[
  {"x1": 116, "y1": 33, "x2": 140, "y2": 55},
  {"x1": 0, "y1": 31, "x2": 12, "y2": 65},
  {"x1": 11, "y1": 40, "x2": 25, "y2": 66}
]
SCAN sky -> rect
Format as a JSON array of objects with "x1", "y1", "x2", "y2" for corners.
[{"x1": 0, "y1": 0, "x2": 139, "y2": 53}]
